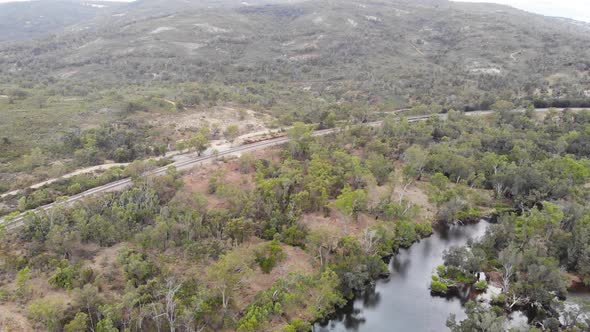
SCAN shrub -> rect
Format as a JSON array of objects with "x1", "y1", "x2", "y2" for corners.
[
  {"x1": 279, "y1": 225, "x2": 307, "y2": 247},
  {"x1": 64, "y1": 312, "x2": 88, "y2": 332},
  {"x1": 208, "y1": 176, "x2": 219, "y2": 194},
  {"x1": 474, "y1": 280, "x2": 488, "y2": 290},
  {"x1": 28, "y1": 298, "x2": 65, "y2": 331},
  {"x1": 48, "y1": 261, "x2": 79, "y2": 290},
  {"x1": 394, "y1": 221, "x2": 419, "y2": 248},
  {"x1": 436, "y1": 265, "x2": 447, "y2": 278},
  {"x1": 255, "y1": 240, "x2": 286, "y2": 273},
  {"x1": 430, "y1": 280, "x2": 448, "y2": 294},
  {"x1": 284, "y1": 319, "x2": 312, "y2": 332},
  {"x1": 491, "y1": 293, "x2": 506, "y2": 306},
  {"x1": 415, "y1": 222, "x2": 433, "y2": 237}
]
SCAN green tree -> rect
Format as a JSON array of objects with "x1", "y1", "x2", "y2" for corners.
[
  {"x1": 447, "y1": 301, "x2": 506, "y2": 332},
  {"x1": 190, "y1": 133, "x2": 209, "y2": 156},
  {"x1": 64, "y1": 312, "x2": 88, "y2": 332},
  {"x1": 491, "y1": 100, "x2": 515, "y2": 112},
  {"x1": 287, "y1": 122, "x2": 313, "y2": 159},
  {"x1": 16, "y1": 266, "x2": 31, "y2": 298},
  {"x1": 254, "y1": 240, "x2": 286, "y2": 273},
  {"x1": 403, "y1": 145, "x2": 428, "y2": 180},
  {"x1": 366, "y1": 153, "x2": 393, "y2": 185},
  {"x1": 208, "y1": 250, "x2": 254, "y2": 311},
  {"x1": 28, "y1": 298, "x2": 65, "y2": 331},
  {"x1": 48, "y1": 260, "x2": 79, "y2": 290},
  {"x1": 224, "y1": 125, "x2": 240, "y2": 144},
  {"x1": 226, "y1": 217, "x2": 255, "y2": 246},
  {"x1": 96, "y1": 318, "x2": 118, "y2": 332},
  {"x1": 333, "y1": 188, "x2": 368, "y2": 221}
]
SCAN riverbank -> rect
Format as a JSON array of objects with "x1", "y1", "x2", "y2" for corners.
[{"x1": 315, "y1": 220, "x2": 492, "y2": 331}]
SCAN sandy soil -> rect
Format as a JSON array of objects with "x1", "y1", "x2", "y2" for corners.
[
  {"x1": 144, "y1": 105, "x2": 273, "y2": 141},
  {"x1": 0, "y1": 303, "x2": 33, "y2": 332},
  {"x1": 182, "y1": 156, "x2": 258, "y2": 209}
]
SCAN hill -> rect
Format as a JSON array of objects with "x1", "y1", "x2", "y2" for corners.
[
  {"x1": 1, "y1": 0, "x2": 589, "y2": 109},
  {"x1": 1, "y1": 0, "x2": 590, "y2": 194},
  {"x1": 0, "y1": 0, "x2": 128, "y2": 42}
]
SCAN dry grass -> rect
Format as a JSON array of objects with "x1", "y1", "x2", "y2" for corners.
[
  {"x1": 136, "y1": 105, "x2": 274, "y2": 144},
  {"x1": 0, "y1": 303, "x2": 33, "y2": 332},
  {"x1": 234, "y1": 242, "x2": 314, "y2": 311}
]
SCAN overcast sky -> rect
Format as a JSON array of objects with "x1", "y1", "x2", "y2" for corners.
[
  {"x1": 0, "y1": 0, "x2": 136, "y2": 2},
  {"x1": 0, "y1": 0, "x2": 589, "y2": 22},
  {"x1": 451, "y1": 0, "x2": 590, "y2": 22}
]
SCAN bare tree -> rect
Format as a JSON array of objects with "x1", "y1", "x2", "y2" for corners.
[
  {"x1": 361, "y1": 228, "x2": 381, "y2": 255},
  {"x1": 499, "y1": 246, "x2": 521, "y2": 292},
  {"x1": 162, "y1": 278, "x2": 182, "y2": 332}
]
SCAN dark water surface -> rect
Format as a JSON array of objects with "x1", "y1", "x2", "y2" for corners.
[{"x1": 315, "y1": 221, "x2": 490, "y2": 332}]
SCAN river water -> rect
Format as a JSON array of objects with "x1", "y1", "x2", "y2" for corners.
[{"x1": 315, "y1": 221, "x2": 490, "y2": 332}]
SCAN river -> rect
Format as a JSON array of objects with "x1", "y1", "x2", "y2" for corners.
[{"x1": 315, "y1": 221, "x2": 489, "y2": 332}]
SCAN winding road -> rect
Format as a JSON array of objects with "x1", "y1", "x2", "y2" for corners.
[{"x1": 1, "y1": 107, "x2": 585, "y2": 230}]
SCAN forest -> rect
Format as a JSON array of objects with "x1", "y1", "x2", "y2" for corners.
[{"x1": 1, "y1": 106, "x2": 589, "y2": 331}]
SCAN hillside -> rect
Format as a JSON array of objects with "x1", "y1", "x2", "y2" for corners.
[
  {"x1": 0, "y1": 0, "x2": 128, "y2": 42},
  {"x1": 2, "y1": 0, "x2": 590, "y2": 197},
  {"x1": 1, "y1": 0, "x2": 589, "y2": 108},
  {"x1": 2, "y1": 1, "x2": 590, "y2": 331}
]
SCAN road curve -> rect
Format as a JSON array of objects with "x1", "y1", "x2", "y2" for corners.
[{"x1": 1, "y1": 108, "x2": 583, "y2": 230}]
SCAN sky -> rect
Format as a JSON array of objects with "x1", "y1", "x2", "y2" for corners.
[
  {"x1": 451, "y1": 0, "x2": 590, "y2": 22},
  {"x1": 0, "y1": 0, "x2": 137, "y2": 2},
  {"x1": 0, "y1": 0, "x2": 588, "y2": 22}
]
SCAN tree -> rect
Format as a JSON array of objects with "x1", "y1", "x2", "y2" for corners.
[
  {"x1": 447, "y1": 301, "x2": 506, "y2": 332},
  {"x1": 254, "y1": 240, "x2": 286, "y2": 273},
  {"x1": 306, "y1": 227, "x2": 338, "y2": 266},
  {"x1": 403, "y1": 145, "x2": 428, "y2": 180},
  {"x1": 117, "y1": 249, "x2": 157, "y2": 287},
  {"x1": 224, "y1": 125, "x2": 240, "y2": 144},
  {"x1": 16, "y1": 266, "x2": 31, "y2": 299},
  {"x1": 48, "y1": 260, "x2": 79, "y2": 289},
  {"x1": 160, "y1": 278, "x2": 182, "y2": 332},
  {"x1": 287, "y1": 122, "x2": 313, "y2": 159},
  {"x1": 190, "y1": 133, "x2": 209, "y2": 156},
  {"x1": 96, "y1": 318, "x2": 118, "y2": 332},
  {"x1": 333, "y1": 188, "x2": 368, "y2": 221},
  {"x1": 491, "y1": 100, "x2": 515, "y2": 112},
  {"x1": 366, "y1": 153, "x2": 394, "y2": 185},
  {"x1": 207, "y1": 251, "x2": 253, "y2": 311},
  {"x1": 443, "y1": 246, "x2": 483, "y2": 275},
  {"x1": 74, "y1": 284, "x2": 103, "y2": 331},
  {"x1": 64, "y1": 312, "x2": 88, "y2": 332},
  {"x1": 498, "y1": 245, "x2": 521, "y2": 292},
  {"x1": 28, "y1": 298, "x2": 65, "y2": 331},
  {"x1": 514, "y1": 203, "x2": 563, "y2": 245},
  {"x1": 226, "y1": 217, "x2": 255, "y2": 246}
]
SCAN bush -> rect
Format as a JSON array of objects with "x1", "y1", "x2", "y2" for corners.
[
  {"x1": 474, "y1": 280, "x2": 488, "y2": 290},
  {"x1": 255, "y1": 240, "x2": 286, "y2": 273},
  {"x1": 491, "y1": 293, "x2": 506, "y2": 306},
  {"x1": 28, "y1": 298, "x2": 65, "y2": 331},
  {"x1": 279, "y1": 225, "x2": 307, "y2": 247},
  {"x1": 48, "y1": 261, "x2": 79, "y2": 290},
  {"x1": 284, "y1": 319, "x2": 312, "y2": 332},
  {"x1": 415, "y1": 222, "x2": 433, "y2": 237},
  {"x1": 64, "y1": 312, "x2": 88, "y2": 332},
  {"x1": 394, "y1": 221, "x2": 419, "y2": 248},
  {"x1": 430, "y1": 280, "x2": 448, "y2": 294}
]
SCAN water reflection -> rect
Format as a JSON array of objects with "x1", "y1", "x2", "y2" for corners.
[{"x1": 315, "y1": 221, "x2": 489, "y2": 332}]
